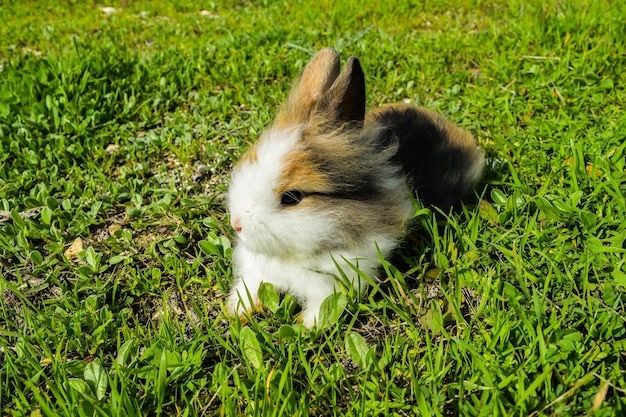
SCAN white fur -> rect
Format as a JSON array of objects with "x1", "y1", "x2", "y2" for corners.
[
  {"x1": 227, "y1": 126, "x2": 405, "y2": 326},
  {"x1": 228, "y1": 126, "x2": 339, "y2": 259},
  {"x1": 227, "y1": 229, "x2": 399, "y2": 327}
]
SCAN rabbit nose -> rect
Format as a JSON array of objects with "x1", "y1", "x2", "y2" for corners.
[{"x1": 231, "y1": 217, "x2": 242, "y2": 234}]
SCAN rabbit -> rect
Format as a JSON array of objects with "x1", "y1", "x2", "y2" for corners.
[{"x1": 226, "y1": 48, "x2": 484, "y2": 327}]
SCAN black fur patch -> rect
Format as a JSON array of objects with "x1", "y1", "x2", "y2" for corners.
[{"x1": 369, "y1": 106, "x2": 480, "y2": 208}]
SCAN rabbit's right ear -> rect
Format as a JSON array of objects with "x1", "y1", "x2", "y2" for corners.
[
  {"x1": 319, "y1": 56, "x2": 366, "y2": 124},
  {"x1": 275, "y1": 48, "x2": 340, "y2": 127}
]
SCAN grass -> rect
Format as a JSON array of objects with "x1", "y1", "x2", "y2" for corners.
[{"x1": 1, "y1": 0, "x2": 625, "y2": 415}]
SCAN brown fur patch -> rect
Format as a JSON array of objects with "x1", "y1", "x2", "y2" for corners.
[
  {"x1": 274, "y1": 120, "x2": 377, "y2": 196},
  {"x1": 274, "y1": 100, "x2": 310, "y2": 130},
  {"x1": 275, "y1": 147, "x2": 332, "y2": 196}
]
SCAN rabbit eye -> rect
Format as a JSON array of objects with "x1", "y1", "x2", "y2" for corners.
[{"x1": 280, "y1": 190, "x2": 304, "y2": 206}]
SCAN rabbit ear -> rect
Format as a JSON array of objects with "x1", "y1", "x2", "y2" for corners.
[
  {"x1": 275, "y1": 48, "x2": 341, "y2": 127},
  {"x1": 319, "y1": 56, "x2": 366, "y2": 124}
]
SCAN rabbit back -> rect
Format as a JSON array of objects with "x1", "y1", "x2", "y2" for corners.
[{"x1": 367, "y1": 105, "x2": 484, "y2": 209}]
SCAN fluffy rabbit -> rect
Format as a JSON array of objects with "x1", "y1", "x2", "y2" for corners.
[{"x1": 226, "y1": 48, "x2": 484, "y2": 327}]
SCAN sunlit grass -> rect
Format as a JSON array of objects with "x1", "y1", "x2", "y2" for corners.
[{"x1": 1, "y1": 0, "x2": 625, "y2": 415}]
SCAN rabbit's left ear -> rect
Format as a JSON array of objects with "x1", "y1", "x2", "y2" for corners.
[
  {"x1": 318, "y1": 56, "x2": 366, "y2": 124},
  {"x1": 275, "y1": 48, "x2": 341, "y2": 127}
]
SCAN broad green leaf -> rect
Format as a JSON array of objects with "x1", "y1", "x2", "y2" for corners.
[
  {"x1": 40, "y1": 206, "x2": 52, "y2": 225},
  {"x1": 556, "y1": 331, "x2": 582, "y2": 353},
  {"x1": 490, "y1": 189, "x2": 507, "y2": 206},
  {"x1": 84, "y1": 360, "x2": 108, "y2": 400},
  {"x1": 536, "y1": 196, "x2": 567, "y2": 221},
  {"x1": 90, "y1": 200, "x2": 102, "y2": 218},
  {"x1": 131, "y1": 193, "x2": 143, "y2": 209},
  {"x1": 478, "y1": 199, "x2": 499, "y2": 225},
  {"x1": 83, "y1": 247, "x2": 97, "y2": 269},
  {"x1": 108, "y1": 254, "x2": 128, "y2": 265},
  {"x1": 199, "y1": 235, "x2": 232, "y2": 258},
  {"x1": 579, "y1": 210, "x2": 598, "y2": 231},
  {"x1": 258, "y1": 282, "x2": 279, "y2": 312},
  {"x1": 116, "y1": 340, "x2": 134, "y2": 367},
  {"x1": 67, "y1": 378, "x2": 90, "y2": 394},
  {"x1": 345, "y1": 332, "x2": 368, "y2": 369},
  {"x1": 318, "y1": 292, "x2": 347, "y2": 327},
  {"x1": 29, "y1": 250, "x2": 44, "y2": 266},
  {"x1": 239, "y1": 327, "x2": 263, "y2": 370},
  {"x1": 10, "y1": 209, "x2": 25, "y2": 229},
  {"x1": 174, "y1": 234, "x2": 188, "y2": 244},
  {"x1": 276, "y1": 325, "x2": 297, "y2": 341},
  {"x1": 45, "y1": 196, "x2": 59, "y2": 210},
  {"x1": 569, "y1": 190, "x2": 583, "y2": 207},
  {"x1": 199, "y1": 240, "x2": 219, "y2": 257},
  {"x1": 551, "y1": 197, "x2": 574, "y2": 214},
  {"x1": 613, "y1": 269, "x2": 626, "y2": 288},
  {"x1": 66, "y1": 360, "x2": 87, "y2": 377}
]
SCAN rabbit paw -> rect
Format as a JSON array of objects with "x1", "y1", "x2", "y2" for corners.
[
  {"x1": 298, "y1": 308, "x2": 320, "y2": 328},
  {"x1": 226, "y1": 280, "x2": 262, "y2": 320}
]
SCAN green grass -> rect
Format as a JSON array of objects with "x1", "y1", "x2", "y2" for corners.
[{"x1": 1, "y1": 0, "x2": 625, "y2": 415}]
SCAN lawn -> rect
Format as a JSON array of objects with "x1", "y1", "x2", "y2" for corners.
[{"x1": 1, "y1": 0, "x2": 625, "y2": 415}]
